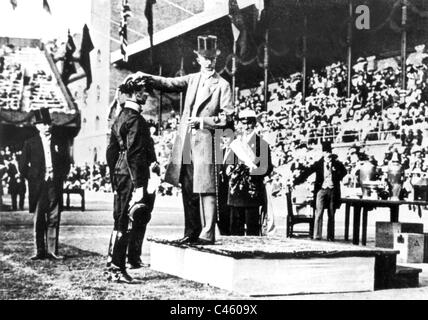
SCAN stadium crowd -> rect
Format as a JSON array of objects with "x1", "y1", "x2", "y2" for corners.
[
  {"x1": 3, "y1": 50, "x2": 428, "y2": 207},
  {"x1": 0, "y1": 44, "x2": 70, "y2": 114}
]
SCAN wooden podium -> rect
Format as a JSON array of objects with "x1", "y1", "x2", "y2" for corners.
[{"x1": 149, "y1": 236, "x2": 398, "y2": 296}]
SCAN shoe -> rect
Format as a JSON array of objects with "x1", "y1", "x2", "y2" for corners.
[
  {"x1": 193, "y1": 238, "x2": 215, "y2": 245},
  {"x1": 114, "y1": 270, "x2": 134, "y2": 284},
  {"x1": 176, "y1": 236, "x2": 198, "y2": 244},
  {"x1": 128, "y1": 261, "x2": 144, "y2": 269},
  {"x1": 30, "y1": 253, "x2": 46, "y2": 260},
  {"x1": 46, "y1": 253, "x2": 64, "y2": 260}
]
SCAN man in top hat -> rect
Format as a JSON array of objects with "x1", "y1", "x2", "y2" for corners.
[
  {"x1": 127, "y1": 35, "x2": 233, "y2": 245},
  {"x1": 293, "y1": 141, "x2": 346, "y2": 241},
  {"x1": 19, "y1": 108, "x2": 70, "y2": 260}
]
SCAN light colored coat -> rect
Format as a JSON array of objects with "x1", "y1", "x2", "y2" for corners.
[{"x1": 146, "y1": 71, "x2": 233, "y2": 193}]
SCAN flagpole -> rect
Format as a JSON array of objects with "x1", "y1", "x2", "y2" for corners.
[
  {"x1": 346, "y1": 0, "x2": 353, "y2": 100},
  {"x1": 302, "y1": 15, "x2": 307, "y2": 104},
  {"x1": 263, "y1": 28, "x2": 269, "y2": 112},
  {"x1": 179, "y1": 57, "x2": 184, "y2": 116},
  {"x1": 232, "y1": 41, "x2": 237, "y2": 106},
  {"x1": 158, "y1": 64, "x2": 163, "y2": 134},
  {"x1": 401, "y1": 0, "x2": 408, "y2": 91}
]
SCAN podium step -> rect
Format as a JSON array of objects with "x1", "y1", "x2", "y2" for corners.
[{"x1": 393, "y1": 265, "x2": 422, "y2": 289}]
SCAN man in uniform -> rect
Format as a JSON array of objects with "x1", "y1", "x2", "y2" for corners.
[
  {"x1": 106, "y1": 77, "x2": 156, "y2": 283},
  {"x1": 129, "y1": 35, "x2": 233, "y2": 245},
  {"x1": 20, "y1": 108, "x2": 70, "y2": 260}
]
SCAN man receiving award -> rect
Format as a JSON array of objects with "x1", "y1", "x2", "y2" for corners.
[{"x1": 128, "y1": 35, "x2": 233, "y2": 245}]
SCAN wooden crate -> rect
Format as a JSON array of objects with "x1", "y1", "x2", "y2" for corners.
[
  {"x1": 393, "y1": 233, "x2": 425, "y2": 264},
  {"x1": 375, "y1": 222, "x2": 423, "y2": 249}
]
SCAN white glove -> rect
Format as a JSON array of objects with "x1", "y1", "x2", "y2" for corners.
[{"x1": 129, "y1": 187, "x2": 145, "y2": 207}]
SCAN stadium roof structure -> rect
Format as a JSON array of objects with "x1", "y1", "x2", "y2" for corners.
[
  {"x1": 111, "y1": 0, "x2": 428, "y2": 89},
  {"x1": 110, "y1": 0, "x2": 255, "y2": 64}
]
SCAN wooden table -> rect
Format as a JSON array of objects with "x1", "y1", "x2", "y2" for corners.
[{"x1": 341, "y1": 198, "x2": 427, "y2": 246}]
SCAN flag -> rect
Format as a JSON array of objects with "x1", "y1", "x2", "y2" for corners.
[
  {"x1": 43, "y1": 0, "x2": 51, "y2": 14},
  {"x1": 119, "y1": 0, "x2": 131, "y2": 62},
  {"x1": 229, "y1": 0, "x2": 243, "y2": 42},
  {"x1": 229, "y1": 0, "x2": 249, "y2": 58},
  {"x1": 10, "y1": 0, "x2": 17, "y2": 10},
  {"x1": 145, "y1": 0, "x2": 156, "y2": 62},
  {"x1": 61, "y1": 31, "x2": 77, "y2": 84},
  {"x1": 79, "y1": 24, "x2": 94, "y2": 90}
]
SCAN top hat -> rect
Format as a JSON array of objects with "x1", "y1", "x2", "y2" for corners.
[
  {"x1": 193, "y1": 35, "x2": 221, "y2": 59},
  {"x1": 33, "y1": 108, "x2": 52, "y2": 125},
  {"x1": 321, "y1": 141, "x2": 332, "y2": 153}
]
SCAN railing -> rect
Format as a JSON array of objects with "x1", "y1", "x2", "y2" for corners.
[{"x1": 270, "y1": 118, "x2": 428, "y2": 146}]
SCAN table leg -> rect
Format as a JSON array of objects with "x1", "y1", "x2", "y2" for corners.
[
  {"x1": 345, "y1": 203, "x2": 350, "y2": 241},
  {"x1": 390, "y1": 205, "x2": 399, "y2": 223},
  {"x1": 66, "y1": 192, "x2": 70, "y2": 209},
  {"x1": 353, "y1": 205, "x2": 361, "y2": 245},
  {"x1": 362, "y1": 207, "x2": 368, "y2": 246}
]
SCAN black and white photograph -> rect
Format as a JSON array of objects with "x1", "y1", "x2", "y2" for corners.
[{"x1": 2, "y1": 0, "x2": 428, "y2": 304}]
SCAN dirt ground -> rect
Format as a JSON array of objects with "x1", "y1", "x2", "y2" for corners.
[{"x1": 1, "y1": 191, "x2": 428, "y2": 300}]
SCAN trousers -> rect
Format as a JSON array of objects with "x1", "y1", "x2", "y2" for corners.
[
  {"x1": 314, "y1": 188, "x2": 337, "y2": 241},
  {"x1": 34, "y1": 179, "x2": 60, "y2": 255},
  {"x1": 108, "y1": 174, "x2": 149, "y2": 269},
  {"x1": 181, "y1": 164, "x2": 217, "y2": 242},
  {"x1": 11, "y1": 192, "x2": 25, "y2": 210},
  {"x1": 229, "y1": 206, "x2": 260, "y2": 236}
]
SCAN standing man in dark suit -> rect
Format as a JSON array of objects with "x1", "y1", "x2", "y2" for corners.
[
  {"x1": 19, "y1": 108, "x2": 70, "y2": 260},
  {"x1": 293, "y1": 141, "x2": 346, "y2": 241},
  {"x1": 106, "y1": 78, "x2": 156, "y2": 283},
  {"x1": 226, "y1": 109, "x2": 273, "y2": 235},
  {"x1": 129, "y1": 35, "x2": 233, "y2": 245}
]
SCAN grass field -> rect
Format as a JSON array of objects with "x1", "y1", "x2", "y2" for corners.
[
  {"x1": 0, "y1": 225, "x2": 241, "y2": 300},
  {"x1": 2, "y1": 192, "x2": 428, "y2": 300}
]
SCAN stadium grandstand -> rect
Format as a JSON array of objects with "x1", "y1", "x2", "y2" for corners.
[
  {"x1": 0, "y1": 37, "x2": 79, "y2": 148},
  {"x1": 105, "y1": 0, "x2": 428, "y2": 199}
]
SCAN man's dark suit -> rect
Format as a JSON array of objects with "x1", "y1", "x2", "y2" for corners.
[
  {"x1": 19, "y1": 134, "x2": 70, "y2": 256},
  {"x1": 106, "y1": 104, "x2": 156, "y2": 269},
  {"x1": 294, "y1": 155, "x2": 346, "y2": 240},
  {"x1": 226, "y1": 134, "x2": 273, "y2": 235}
]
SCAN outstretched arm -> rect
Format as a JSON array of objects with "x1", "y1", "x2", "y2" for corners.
[{"x1": 126, "y1": 71, "x2": 191, "y2": 93}]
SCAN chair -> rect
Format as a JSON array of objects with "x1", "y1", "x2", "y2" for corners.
[
  {"x1": 286, "y1": 186, "x2": 314, "y2": 238},
  {"x1": 63, "y1": 188, "x2": 85, "y2": 211}
]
